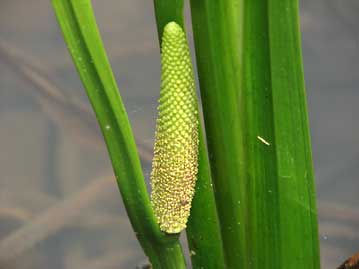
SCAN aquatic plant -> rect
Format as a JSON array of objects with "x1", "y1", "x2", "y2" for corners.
[{"x1": 51, "y1": 0, "x2": 320, "y2": 268}]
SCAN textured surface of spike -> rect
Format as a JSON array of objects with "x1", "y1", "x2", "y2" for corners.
[{"x1": 150, "y1": 22, "x2": 199, "y2": 234}]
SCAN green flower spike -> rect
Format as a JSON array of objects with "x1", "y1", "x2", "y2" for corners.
[{"x1": 150, "y1": 22, "x2": 199, "y2": 234}]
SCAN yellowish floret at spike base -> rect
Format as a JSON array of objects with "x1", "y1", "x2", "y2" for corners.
[{"x1": 150, "y1": 22, "x2": 199, "y2": 234}]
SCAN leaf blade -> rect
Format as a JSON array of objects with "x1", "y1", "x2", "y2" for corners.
[{"x1": 190, "y1": 0, "x2": 320, "y2": 268}]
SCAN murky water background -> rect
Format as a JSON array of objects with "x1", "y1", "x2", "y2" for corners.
[{"x1": 0, "y1": 0, "x2": 358, "y2": 268}]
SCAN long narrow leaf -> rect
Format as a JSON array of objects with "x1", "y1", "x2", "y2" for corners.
[
  {"x1": 153, "y1": 0, "x2": 184, "y2": 38},
  {"x1": 186, "y1": 133, "x2": 226, "y2": 269},
  {"x1": 267, "y1": 0, "x2": 320, "y2": 267},
  {"x1": 190, "y1": 1, "x2": 246, "y2": 267},
  {"x1": 190, "y1": 0, "x2": 320, "y2": 268}
]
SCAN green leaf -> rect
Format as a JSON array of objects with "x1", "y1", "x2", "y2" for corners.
[
  {"x1": 153, "y1": 0, "x2": 184, "y2": 39},
  {"x1": 186, "y1": 132, "x2": 227, "y2": 269},
  {"x1": 51, "y1": 1, "x2": 186, "y2": 268},
  {"x1": 190, "y1": 0, "x2": 320, "y2": 268}
]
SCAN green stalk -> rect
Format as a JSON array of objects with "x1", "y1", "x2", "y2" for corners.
[
  {"x1": 267, "y1": 1, "x2": 320, "y2": 266},
  {"x1": 186, "y1": 133, "x2": 226, "y2": 268},
  {"x1": 153, "y1": 0, "x2": 184, "y2": 37},
  {"x1": 190, "y1": 0, "x2": 320, "y2": 268},
  {"x1": 153, "y1": 1, "x2": 226, "y2": 268},
  {"x1": 190, "y1": 1, "x2": 246, "y2": 267},
  {"x1": 51, "y1": 1, "x2": 185, "y2": 268}
]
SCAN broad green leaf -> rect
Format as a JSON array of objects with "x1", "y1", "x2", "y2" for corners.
[{"x1": 190, "y1": 0, "x2": 320, "y2": 268}]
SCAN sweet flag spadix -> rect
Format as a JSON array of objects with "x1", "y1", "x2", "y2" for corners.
[{"x1": 150, "y1": 22, "x2": 199, "y2": 234}]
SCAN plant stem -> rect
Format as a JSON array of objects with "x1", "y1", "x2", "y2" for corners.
[
  {"x1": 190, "y1": 1, "x2": 246, "y2": 267},
  {"x1": 153, "y1": 0, "x2": 184, "y2": 38},
  {"x1": 150, "y1": 243, "x2": 187, "y2": 269},
  {"x1": 186, "y1": 131, "x2": 226, "y2": 269}
]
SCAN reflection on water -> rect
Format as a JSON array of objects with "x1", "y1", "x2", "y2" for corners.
[{"x1": 0, "y1": 0, "x2": 358, "y2": 268}]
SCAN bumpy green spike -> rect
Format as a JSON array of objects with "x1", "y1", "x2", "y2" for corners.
[{"x1": 150, "y1": 22, "x2": 199, "y2": 234}]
